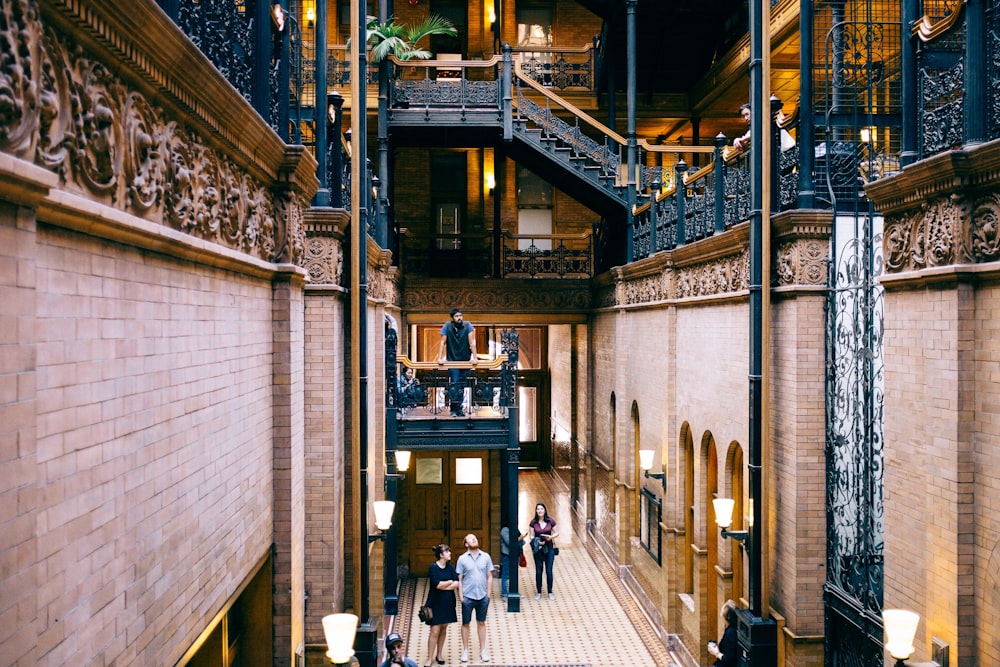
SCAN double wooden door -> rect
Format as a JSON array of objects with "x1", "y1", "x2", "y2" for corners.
[{"x1": 407, "y1": 450, "x2": 490, "y2": 572}]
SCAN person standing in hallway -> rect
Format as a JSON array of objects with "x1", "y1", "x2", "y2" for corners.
[
  {"x1": 520, "y1": 502, "x2": 559, "y2": 600},
  {"x1": 707, "y1": 599, "x2": 739, "y2": 667},
  {"x1": 438, "y1": 308, "x2": 477, "y2": 417},
  {"x1": 498, "y1": 525, "x2": 524, "y2": 601},
  {"x1": 423, "y1": 544, "x2": 459, "y2": 667},
  {"x1": 456, "y1": 533, "x2": 493, "y2": 663}
]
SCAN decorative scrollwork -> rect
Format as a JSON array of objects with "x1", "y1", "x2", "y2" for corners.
[
  {"x1": 0, "y1": 1, "x2": 293, "y2": 264},
  {"x1": 972, "y1": 193, "x2": 1000, "y2": 261}
]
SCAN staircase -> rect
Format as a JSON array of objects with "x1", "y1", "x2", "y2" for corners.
[{"x1": 385, "y1": 50, "x2": 631, "y2": 222}]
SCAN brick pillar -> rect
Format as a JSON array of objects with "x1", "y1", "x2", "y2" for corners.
[
  {"x1": 272, "y1": 267, "x2": 307, "y2": 666},
  {"x1": 0, "y1": 197, "x2": 41, "y2": 666}
]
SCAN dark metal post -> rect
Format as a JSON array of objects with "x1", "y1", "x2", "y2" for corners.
[
  {"x1": 714, "y1": 133, "x2": 727, "y2": 233},
  {"x1": 315, "y1": 0, "x2": 330, "y2": 206},
  {"x1": 744, "y1": 1, "x2": 777, "y2": 664},
  {"x1": 900, "y1": 0, "x2": 919, "y2": 166},
  {"x1": 797, "y1": 0, "x2": 816, "y2": 204},
  {"x1": 493, "y1": 145, "x2": 504, "y2": 278},
  {"x1": 748, "y1": 0, "x2": 765, "y2": 623},
  {"x1": 276, "y1": 1, "x2": 291, "y2": 142},
  {"x1": 502, "y1": 45, "x2": 513, "y2": 141},
  {"x1": 353, "y1": 0, "x2": 375, "y2": 662},
  {"x1": 253, "y1": 0, "x2": 271, "y2": 119},
  {"x1": 674, "y1": 160, "x2": 687, "y2": 248},
  {"x1": 770, "y1": 95, "x2": 781, "y2": 214},
  {"x1": 376, "y1": 0, "x2": 390, "y2": 248},
  {"x1": 649, "y1": 174, "x2": 659, "y2": 253},
  {"x1": 329, "y1": 91, "x2": 345, "y2": 208},
  {"x1": 625, "y1": 0, "x2": 638, "y2": 263},
  {"x1": 504, "y1": 412, "x2": 521, "y2": 612},
  {"x1": 964, "y1": 0, "x2": 987, "y2": 147}
]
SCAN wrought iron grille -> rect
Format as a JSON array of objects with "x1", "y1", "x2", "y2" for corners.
[
  {"x1": 917, "y1": 15, "x2": 965, "y2": 158},
  {"x1": 516, "y1": 50, "x2": 594, "y2": 91},
  {"x1": 815, "y1": 3, "x2": 893, "y2": 664},
  {"x1": 990, "y1": 2, "x2": 1000, "y2": 138},
  {"x1": 816, "y1": 7, "x2": 902, "y2": 207},
  {"x1": 175, "y1": 0, "x2": 256, "y2": 105},
  {"x1": 824, "y1": 213, "x2": 886, "y2": 667},
  {"x1": 515, "y1": 90, "x2": 621, "y2": 178}
]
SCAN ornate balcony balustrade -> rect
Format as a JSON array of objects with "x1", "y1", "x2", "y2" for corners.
[{"x1": 385, "y1": 330, "x2": 519, "y2": 421}]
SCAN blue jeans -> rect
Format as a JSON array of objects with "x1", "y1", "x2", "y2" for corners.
[
  {"x1": 534, "y1": 547, "x2": 555, "y2": 594},
  {"x1": 448, "y1": 368, "x2": 468, "y2": 413},
  {"x1": 499, "y1": 557, "x2": 509, "y2": 598}
]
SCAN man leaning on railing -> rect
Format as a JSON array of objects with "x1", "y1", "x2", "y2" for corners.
[{"x1": 438, "y1": 308, "x2": 477, "y2": 417}]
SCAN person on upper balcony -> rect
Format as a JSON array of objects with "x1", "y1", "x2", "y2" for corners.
[
  {"x1": 732, "y1": 102, "x2": 796, "y2": 153},
  {"x1": 438, "y1": 308, "x2": 477, "y2": 417},
  {"x1": 732, "y1": 103, "x2": 753, "y2": 152}
]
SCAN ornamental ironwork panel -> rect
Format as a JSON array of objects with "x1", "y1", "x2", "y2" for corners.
[
  {"x1": 778, "y1": 144, "x2": 800, "y2": 210},
  {"x1": 392, "y1": 79, "x2": 500, "y2": 108},
  {"x1": 724, "y1": 160, "x2": 750, "y2": 227},
  {"x1": 176, "y1": 0, "x2": 256, "y2": 106},
  {"x1": 515, "y1": 92, "x2": 621, "y2": 177},
  {"x1": 825, "y1": 213, "x2": 885, "y2": 666},
  {"x1": 989, "y1": 1, "x2": 1000, "y2": 138},
  {"x1": 518, "y1": 52, "x2": 593, "y2": 90},
  {"x1": 918, "y1": 17, "x2": 965, "y2": 157}
]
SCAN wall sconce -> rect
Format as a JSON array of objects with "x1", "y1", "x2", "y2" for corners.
[
  {"x1": 386, "y1": 450, "x2": 411, "y2": 481},
  {"x1": 860, "y1": 127, "x2": 872, "y2": 144},
  {"x1": 638, "y1": 449, "x2": 666, "y2": 490},
  {"x1": 484, "y1": 173, "x2": 496, "y2": 197},
  {"x1": 322, "y1": 613, "x2": 359, "y2": 665},
  {"x1": 487, "y1": 3, "x2": 497, "y2": 30},
  {"x1": 712, "y1": 498, "x2": 748, "y2": 542},
  {"x1": 883, "y1": 609, "x2": 919, "y2": 666},
  {"x1": 306, "y1": 5, "x2": 315, "y2": 28},
  {"x1": 369, "y1": 500, "x2": 396, "y2": 542}
]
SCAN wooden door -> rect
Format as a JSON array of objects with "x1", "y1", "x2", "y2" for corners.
[{"x1": 407, "y1": 451, "x2": 490, "y2": 572}]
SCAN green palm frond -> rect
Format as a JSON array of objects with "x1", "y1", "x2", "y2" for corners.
[{"x1": 363, "y1": 14, "x2": 458, "y2": 63}]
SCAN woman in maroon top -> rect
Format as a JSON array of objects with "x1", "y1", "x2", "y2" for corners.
[{"x1": 520, "y1": 503, "x2": 559, "y2": 600}]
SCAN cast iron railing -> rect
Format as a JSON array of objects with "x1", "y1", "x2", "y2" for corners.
[{"x1": 386, "y1": 340, "x2": 519, "y2": 419}]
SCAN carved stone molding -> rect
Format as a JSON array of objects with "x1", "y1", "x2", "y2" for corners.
[
  {"x1": 867, "y1": 139, "x2": 1000, "y2": 275},
  {"x1": 401, "y1": 278, "x2": 592, "y2": 315},
  {"x1": 775, "y1": 239, "x2": 827, "y2": 286},
  {"x1": 0, "y1": 0, "x2": 315, "y2": 265}
]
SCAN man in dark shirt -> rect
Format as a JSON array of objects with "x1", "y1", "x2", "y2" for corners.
[{"x1": 438, "y1": 308, "x2": 477, "y2": 417}]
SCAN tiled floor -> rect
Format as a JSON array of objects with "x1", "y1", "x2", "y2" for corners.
[{"x1": 390, "y1": 471, "x2": 678, "y2": 667}]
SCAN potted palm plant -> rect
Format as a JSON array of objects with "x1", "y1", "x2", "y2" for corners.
[{"x1": 363, "y1": 15, "x2": 457, "y2": 62}]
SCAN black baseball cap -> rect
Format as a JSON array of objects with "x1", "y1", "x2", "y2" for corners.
[{"x1": 386, "y1": 632, "x2": 403, "y2": 648}]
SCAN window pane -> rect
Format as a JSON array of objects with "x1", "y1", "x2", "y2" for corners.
[
  {"x1": 455, "y1": 458, "x2": 483, "y2": 485},
  {"x1": 519, "y1": 386, "x2": 537, "y2": 441}
]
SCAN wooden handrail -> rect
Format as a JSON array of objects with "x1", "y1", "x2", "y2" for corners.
[
  {"x1": 388, "y1": 54, "x2": 503, "y2": 68},
  {"x1": 397, "y1": 355, "x2": 508, "y2": 370},
  {"x1": 912, "y1": 0, "x2": 966, "y2": 41},
  {"x1": 501, "y1": 231, "x2": 591, "y2": 241},
  {"x1": 514, "y1": 65, "x2": 628, "y2": 145}
]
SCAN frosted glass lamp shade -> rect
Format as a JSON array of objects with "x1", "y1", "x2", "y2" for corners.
[{"x1": 323, "y1": 613, "x2": 358, "y2": 664}]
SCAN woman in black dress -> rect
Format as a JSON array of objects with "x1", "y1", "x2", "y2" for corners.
[{"x1": 423, "y1": 544, "x2": 459, "y2": 667}]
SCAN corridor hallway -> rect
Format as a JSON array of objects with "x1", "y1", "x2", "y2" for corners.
[{"x1": 392, "y1": 471, "x2": 680, "y2": 667}]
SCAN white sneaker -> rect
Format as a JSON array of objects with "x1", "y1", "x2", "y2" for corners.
[
  {"x1": 548, "y1": 593, "x2": 555, "y2": 600},
  {"x1": 481, "y1": 650, "x2": 490, "y2": 662},
  {"x1": 460, "y1": 649, "x2": 469, "y2": 663},
  {"x1": 534, "y1": 593, "x2": 541, "y2": 600}
]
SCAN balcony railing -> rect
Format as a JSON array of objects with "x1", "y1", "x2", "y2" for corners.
[{"x1": 386, "y1": 328, "x2": 519, "y2": 420}]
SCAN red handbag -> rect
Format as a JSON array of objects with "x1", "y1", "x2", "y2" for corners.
[{"x1": 518, "y1": 552, "x2": 527, "y2": 568}]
